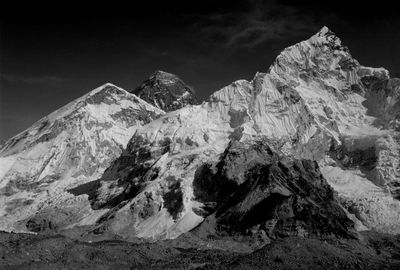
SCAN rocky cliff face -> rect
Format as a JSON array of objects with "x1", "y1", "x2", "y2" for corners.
[
  {"x1": 131, "y1": 71, "x2": 199, "y2": 112},
  {"x1": 191, "y1": 140, "x2": 356, "y2": 239},
  {"x1": 0, "y1": 83, "x2": 164, "y2": 232},
  {"x1": 1, "y1": 26, "x2": 399, "y2": 240}
]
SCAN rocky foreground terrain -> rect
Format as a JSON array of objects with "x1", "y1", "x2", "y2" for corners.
[
  {"x1": 1, "y1": 26, "x2": 400, "y2": 268},
  {"x1": 0, "y1": 231, "x2": 399, "y2": 269}
]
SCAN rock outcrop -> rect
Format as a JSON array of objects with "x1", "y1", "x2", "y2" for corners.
[{"x1": 192, "y1": 140, "x2": 356, "y2": 239}]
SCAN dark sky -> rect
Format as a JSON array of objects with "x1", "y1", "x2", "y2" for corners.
[{"x1": 1, "y1": 0, "x2": 399, "y2": 141}]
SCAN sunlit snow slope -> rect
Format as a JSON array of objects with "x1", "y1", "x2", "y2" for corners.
[{"x1": 0, "y1": 83, "x2": 164, "y2": 232}]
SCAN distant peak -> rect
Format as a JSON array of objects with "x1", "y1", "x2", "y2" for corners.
[
  {"x1": 152, "y1": 70, "x2": 173, "y2": 76},
  {"x1": 150, "y1": 70, "x2": 178, "y2": 80},
  {"x1": 132, "y1": 71, "x2": 199, "y2": 112}
]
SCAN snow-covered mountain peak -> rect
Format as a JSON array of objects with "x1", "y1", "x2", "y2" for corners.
[
  {"x1": 0, "y1": 83, "x2": 163, "y2": 155},
  {"x1": 132, "y1": 70, "x2": 199, "y2": 111},
  {"x1": 0, "y1": 83, "x2": 165, "y2": 232},
  {"x1": 310, "y1": 26, "x2": 342, "y2": 46},
  {"x1": 271, "y1": 28, "x2": 355, "y2": 73},
  {"x1": 76, "y1": 82, "x2": 125, "y2": 101}
]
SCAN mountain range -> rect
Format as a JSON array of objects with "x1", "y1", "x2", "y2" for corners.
[{"x1": 1, "y1": 27, "x2": 399, "y2": 247}]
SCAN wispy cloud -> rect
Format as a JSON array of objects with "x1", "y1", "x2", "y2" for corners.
[
  {"x1": 196, "y1": 0, "x2": 342, "y2": 49},
  {"x1": 0, "y1": 73, "x2": 65, "y2": 84}
]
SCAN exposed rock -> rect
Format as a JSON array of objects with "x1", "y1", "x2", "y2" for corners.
[
  {"x1": 162, "y1": 179, "x2": 184, "y2": 220},
  {"x1": 131, "y1": 70, "x2": 199, "y2": 112},
  {"x1": 192, "y1": 140, "x2": 356, "y2": 239},
  {"x1": 89, "y1": 133, "x2": 172, "y2": 210}
]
